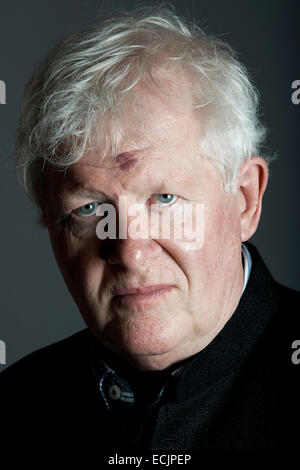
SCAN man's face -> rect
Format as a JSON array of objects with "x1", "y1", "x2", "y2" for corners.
[{"x1": 45, "y1": 83, "x2": 244, "y2": 371}]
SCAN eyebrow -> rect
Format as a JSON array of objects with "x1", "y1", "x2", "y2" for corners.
[
  {"x1": 57, "y1": 147, "x2": 156, "y2": 202},
  {"x1": 60, "y1": 183, "x2": 107, "y2": 201}
]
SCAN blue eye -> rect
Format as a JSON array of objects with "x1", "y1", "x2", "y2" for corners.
[
  {"x1": 75, "y1": 201, "x2": 100, "y2": 217},
  {"x1": 155, "y1": 194, "x2": 178, "y2": 206}
]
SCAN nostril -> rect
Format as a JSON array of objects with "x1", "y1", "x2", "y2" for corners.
[
  {"x1": 99, "y1": 238, "x2": 118, "y2": 263},
  {"x1": 101, "y1": 236, "x2": 162, "y2": 268}
]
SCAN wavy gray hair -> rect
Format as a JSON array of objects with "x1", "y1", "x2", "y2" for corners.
[{"x1": 15, "y1": 6, "x2": 269, "y2": 226}]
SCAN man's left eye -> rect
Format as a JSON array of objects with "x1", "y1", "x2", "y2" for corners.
[
  {"x1": 74, "y1": 201, "x2": 101, "y2": 217},
  {"x1": 151, "y1": 194, "x2": 178, "y2": 206}
]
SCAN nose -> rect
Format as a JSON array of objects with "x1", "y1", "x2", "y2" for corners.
[
  {"x1": 102, "y1": 236, "x2": 162, "y2": 269},
  {"x1": 98, "y1": 197, "x2": 163, "y2": 269}
]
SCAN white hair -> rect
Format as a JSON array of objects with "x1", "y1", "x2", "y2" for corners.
[{"x1": 15, "y1": 5, "x2": 270, "y2": 225}]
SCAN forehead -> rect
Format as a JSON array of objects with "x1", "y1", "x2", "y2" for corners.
[
  {"x1": 46, "y1": 78, "x2": 205, "y2": 199},
  {"x1": 79, "y1": 83, "x2": 200, "y2": 171}
]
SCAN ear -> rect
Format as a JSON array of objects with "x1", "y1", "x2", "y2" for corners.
[{"x1": 237, "y1": 156, "x2": 268, "y2": 242}]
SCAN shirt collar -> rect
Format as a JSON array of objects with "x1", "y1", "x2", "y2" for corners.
[
  {"x1": 90, "y1": 340, "x2": 186, "y2": 411},
  {"x1": 242, "y1": 242, "x2": 252, "y2": 294}
]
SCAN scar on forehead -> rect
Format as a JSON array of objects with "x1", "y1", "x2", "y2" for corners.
[{"x1": 116, "y1": 152, "x2": 137, "y2": 171}]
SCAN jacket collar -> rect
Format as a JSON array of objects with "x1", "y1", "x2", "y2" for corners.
[{"x1": 169, "y1": 242, "x2": 280, "y2": 404}]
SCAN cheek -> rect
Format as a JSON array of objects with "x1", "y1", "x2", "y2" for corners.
[
  {"x1": 159, "y1": 200, "x2": 240, "y2": 286},
  {"x1": 152, "y1": 202, "x2": 205, "y2": 256},
  {"x1": 49, "y1": 230, "x2": 104, "y2": 299},
  {"x1": 156, "y1": 236, "x2": 203, "y2": 289},
  {"x1": 196, "y1": 201, "x2": 241, "y2": 282},
  {"x1": 205, "y1": 197, "x2": 241, "y2": 245}
]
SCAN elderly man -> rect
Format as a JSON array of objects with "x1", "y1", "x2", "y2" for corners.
[{"x1": 1, "y1": 7, "x2": 299, "y2": 454}]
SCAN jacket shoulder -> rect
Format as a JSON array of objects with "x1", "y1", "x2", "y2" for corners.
[
  {"x1": 269, "y1": 282, "x2": 300, "y2": 366},
  {"x1": 276, "y1": 282, "x2": 300, "y2": 324},
  {"x1": 277, "y1": 282, "x2": 300, "y2": 299},
  {"x1": 0, "y1": 328, "x2": 90, "y2": 386}
]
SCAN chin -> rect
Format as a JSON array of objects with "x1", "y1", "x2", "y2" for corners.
[
  {"x1": 129, "y1": 353, "x2": 179, "y2": 371},
  {"x1": 104, "y1": 315, "x2": 190, "y2": 370}
]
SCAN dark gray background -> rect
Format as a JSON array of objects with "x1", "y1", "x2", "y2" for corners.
[{"x1": 0, "y1": 0, "x2": 299, "y2": 371}]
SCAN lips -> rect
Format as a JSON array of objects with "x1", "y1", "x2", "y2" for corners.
[{"x1": 113, "y1": 284, "x2": 172, "y2": 297}]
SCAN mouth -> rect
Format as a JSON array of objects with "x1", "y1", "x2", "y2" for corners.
[{"x1": 112, "y1": 284, "x2": 173, "y2": 305}]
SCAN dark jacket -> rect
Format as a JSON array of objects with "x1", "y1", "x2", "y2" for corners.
[{"x1": 1, "y1": 243, "x2": 299, "y2": 456}]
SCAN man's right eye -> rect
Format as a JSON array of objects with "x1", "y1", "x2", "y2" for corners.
[{"x1": 74, "y1": 201, "x2": 101, "y2": 218}]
